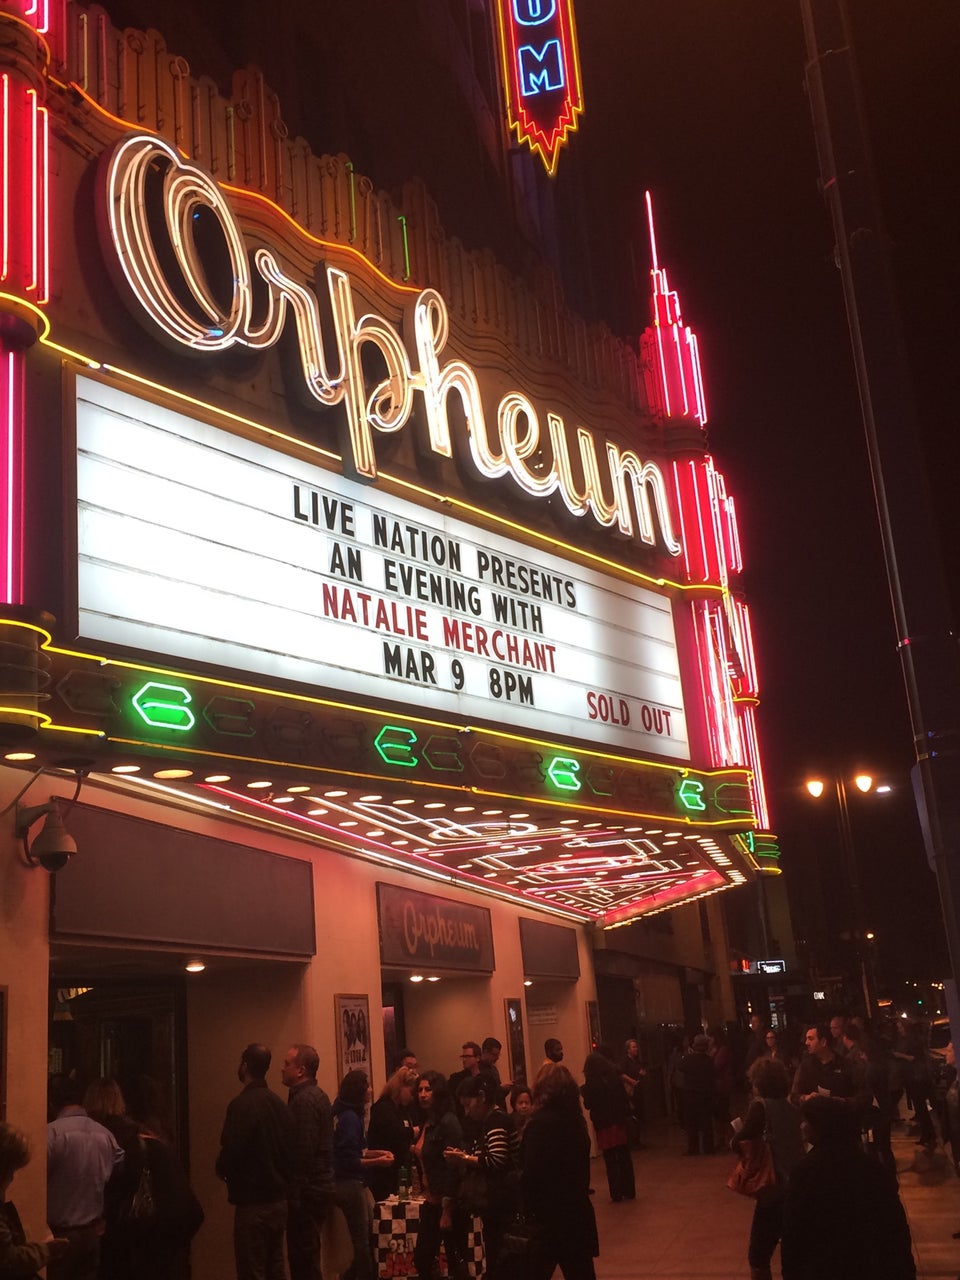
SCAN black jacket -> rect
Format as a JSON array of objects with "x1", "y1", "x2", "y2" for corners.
[
  {"x1": 521, "y1": 1107, "x2": 598, "y2": 1257},
  {"x1": 216, "y1": 1080, "x2": 295, "y2": 1205},
  {"x1": 365, "y1": 1096, "x2": 413, "y2": 1202},
  {"x1": 287, "y1": 1079, "x2": 334, "y2": 1208}
]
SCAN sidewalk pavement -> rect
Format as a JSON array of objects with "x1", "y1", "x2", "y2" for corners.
[{"x1": 590, "y1": 1121, "x2": 960, "y2": 1279}]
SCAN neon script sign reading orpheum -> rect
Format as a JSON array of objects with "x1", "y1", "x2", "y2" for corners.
[{"x1": 99, "y1": 134, "x2": 681, "y2": 556}]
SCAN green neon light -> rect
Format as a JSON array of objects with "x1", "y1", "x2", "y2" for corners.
[
  {"x1": 397, "y1": 214, "x2": 411, "y2": 281},
  {"x1": 546, "y1": 756, "x2": 582, "y2": 792},
  {"x1": 374, "y1": 724, "x2": 419, "y2": 767},
  {"x1": 677, "y1": 778, "x2": 707, "y2": 812},
  {"x1": 131, "y1": 682, "x2": 195, "y2": 732}
]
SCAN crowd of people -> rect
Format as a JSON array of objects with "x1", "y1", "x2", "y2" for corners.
[
  {"x1": 724, "y1": 1014, "x2": 945, "y2": 1280},
  {"x1": 0, "y1": 1013, "x2": 945, "y2": 1280},
  {"x1": 211, "y1": 1034, "x2": 606, "y2": 1280}
]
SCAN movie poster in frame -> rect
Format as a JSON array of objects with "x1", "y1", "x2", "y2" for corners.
[
  {"x1": 335, "y1": 993, "x2": 371, "y2": 1084},
  {"x1": 504, "y1": 997, "x2": 528, "y2": 1087}
]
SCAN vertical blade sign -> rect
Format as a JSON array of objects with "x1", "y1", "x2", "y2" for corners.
[{"x1": 494, "y1": 0, "x2": 584, "y2": 176}]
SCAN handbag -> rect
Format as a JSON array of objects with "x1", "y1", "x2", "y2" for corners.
[
  {"x1": 726, "y1": 1137, "x2": 776, "y2": 1198},
  {"x1": 320, "y1": 1204, "x2": 354, "y2": 1278},
  {"x1": 128, "y1": 1156, "x2": 158, "y2": 1224}
]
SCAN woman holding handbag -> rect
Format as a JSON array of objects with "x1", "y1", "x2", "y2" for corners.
[{"x1": 732, "y1": 1056, "x2": 804, "y2": 1280}]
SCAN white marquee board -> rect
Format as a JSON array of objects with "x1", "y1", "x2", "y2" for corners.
[{"x1": 74, "y1": 377, "x2": 689, "y2": 757}]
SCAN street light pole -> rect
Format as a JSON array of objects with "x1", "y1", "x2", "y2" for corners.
[
  {"x1": 801, "y1": 0, "x2": 960, "y2": 1012},
  {"x1": 807, "y1": 772, "x2": 875, "y2": 1017}
]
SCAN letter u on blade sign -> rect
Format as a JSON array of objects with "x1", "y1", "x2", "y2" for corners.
[{"x1": 494, "y1": 0, "x2": 584, "y2": 176}]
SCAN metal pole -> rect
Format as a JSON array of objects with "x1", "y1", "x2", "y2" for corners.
[
  {"x1": 834, "y1": 775, "x2": 873, "y2": 1017},
  {"x1": 801, "y1": 0, "x2": 960, "y2": 1000}
]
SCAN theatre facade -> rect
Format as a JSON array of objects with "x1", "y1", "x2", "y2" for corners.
[{"x1": 0, "y1": 0, "x2": 778, "y2": 1266}]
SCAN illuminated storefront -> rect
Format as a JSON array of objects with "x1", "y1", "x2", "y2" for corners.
[{"x1": 0, "y1": 0, "x2": 777, "y2": 1266}]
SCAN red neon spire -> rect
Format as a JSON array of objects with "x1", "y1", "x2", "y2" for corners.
[{"x1": 640, "y1": 192, "x2": 707, "y2": 426}]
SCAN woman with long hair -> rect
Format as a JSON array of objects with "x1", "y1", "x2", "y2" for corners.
[
  {"x1": 332, "y1": 1070, "x2": 393, "y2": 1280},
  {"x1": 522, "y1": 1065, "x2": 599, "y2": 1280},
  {"x1": 411, "y1": 1071, "x2": 465, "y2": 1280},
  {"x1": 732, "y1": 1056, "x2": 804, "y2": 1280},
  {"x1": 580, "y1": 1051, "x2": 635, "y2": 1202}
]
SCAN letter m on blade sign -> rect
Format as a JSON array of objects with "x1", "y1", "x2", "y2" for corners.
[{"x1": 494, "y1": 0, "x2": 584, "y2": 176}]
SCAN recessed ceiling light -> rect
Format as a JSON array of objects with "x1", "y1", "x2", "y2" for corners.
[
  {"x1": 409, "y1": 974, "x2": 425, "y2": 983},
  {"x1": 509, "y1": 812, "x2": 529, "y2": 819},
  {"x1": 482, "y1": 809, "x2": 503, "y2": 815},
  {"x1": 424, "y1": 802, "x2": 445, "y2": 810},
  {"x1": 4, "y1": 751, "x2": 36, "y2": 761},
  {"x1": 184, "y1": 958, "x2": 206, "y2": 973},
  {"x1": 366, "y1": 829, "x2": 385, "y2": 838},
  {"x1": 272, "y1": 795, "x2": 295, "y2": 805},
  {"x1": 339, "y1": 820, "x2": 358, "y2": 828},
  {"x1": 454, "y1": 806, "x2": 475, "y2": 813},
  {"x1": 247, "y1": 780, "x2": 272, "y2": 789},
  {"x1": 307, "y1": 808, "x2": 329, "y2": 816},
  {"x1": 154, "y1": 768, "x2": 193, "y2": 780},
  {"x1": 324, "y1": 789, "x2": 348, "y2": 798},
  {"x1": 359, "y1": 794, "x2": 383, "y2": 802},
  {"x1": 205, "y1": 774, "x2": 231, "y2": 783},
  {"x1": 523, "y1": 979, "x2": 533, "y2": 987},
  {"x1": 391, "y1": 839, "x2": 409, "y2": 846},
  {"x1": 111, "y1": 764, "x2": 141, "y2": 774},
  {"x1": 394, "y1": 798, "x2": 416, "y2": 806},
  {"x1": 287, "y1": 784, "x2": 311, "y2": 794}
]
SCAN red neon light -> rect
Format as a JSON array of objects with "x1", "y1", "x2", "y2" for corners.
[
  {"x1": 0, "y1": 349, "x2": 24, "y2": 605},
  {"x1": 494, "y1": 0, "x2": 584, "y2": 176},
  {"x1": 671, "y1": 455, "x2": 740, "y2": 587},
  {"x1": 641, "y1": 192, "x2": 707, "y2": 426},
  {"x1": 0, "y1": 75, "x2": 49, "y2": 303}
]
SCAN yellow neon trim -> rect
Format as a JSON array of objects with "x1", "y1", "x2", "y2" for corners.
[
  {"x1": 59, "y1": 80, "x2": 421, "y2": 299},
  {"x1": 0, "y1": 291, "x2": 49, "y2": 337},
  {"x1": 224, "y1": 183, "x2": 421, "y2": 298},
  {"x1": 42, "y1": 626, "x2": 748, "y2": 778},
  {"x1": 0, "y1": 14, "x2": 51, "y2": 67}
]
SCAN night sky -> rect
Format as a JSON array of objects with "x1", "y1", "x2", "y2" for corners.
[{"x1": 565, "y1": 1, "x2": 959, "y2": 988}]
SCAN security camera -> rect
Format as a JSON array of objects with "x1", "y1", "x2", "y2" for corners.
[{"x1": 15, "y1": 798, "x2": 77, "y2": 872}]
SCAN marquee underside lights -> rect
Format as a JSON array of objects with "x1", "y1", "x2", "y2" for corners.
[
  {"x1": 98, "y1": 135, "x2": 678, "y2": 555},
  {"x1": 494, "y1": 0, "x2": 584, "y2": 176}
]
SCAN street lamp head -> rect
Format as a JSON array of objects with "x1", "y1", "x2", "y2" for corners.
[
  {"x1": 805, "y1": 779, "x2": 826, "y2": 798},
  {"x1": 853, "y1": 774, "x2": 874, "y2": 793}
]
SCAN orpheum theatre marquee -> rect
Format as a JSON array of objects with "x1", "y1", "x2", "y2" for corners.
[{"x1": 0, "y1": 0, "x2": 779, "y2": 926}]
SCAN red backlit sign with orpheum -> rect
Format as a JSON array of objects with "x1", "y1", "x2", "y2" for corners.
[{"x1": 494, "y1": 0, "x2": 583, "y2": 175}]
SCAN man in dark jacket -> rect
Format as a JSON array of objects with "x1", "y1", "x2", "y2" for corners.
[
  {"x1": 280, "y1": 1044, "x2": 333, "y2": 1280},
  {"x1": 790, "y1": 1024, "x2": 856, "y2": 1107},
  {"x1": 216, "y1": 1043, "x2": 295, "y2": 1280}
]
